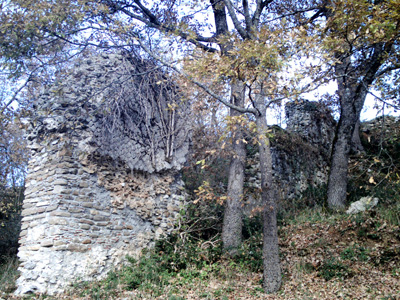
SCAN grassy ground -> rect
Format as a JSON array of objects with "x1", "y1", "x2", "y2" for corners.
[
  {"x1": 3, "y1": 206, "x2": 399, "y2": 300},
  {"x1": 0, "y1": 255, "x2": 19, "y2": 296}
]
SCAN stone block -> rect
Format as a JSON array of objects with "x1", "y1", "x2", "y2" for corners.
[
  {"x1": 23, "y1": 203, "x2": 34, "y2": 209},
  {"x1": 79, "y1": 182, "x2": 89, "y2": 188},
  {"x1": 54, "y1": 245, "x2": 67, "y2": 251},
  {"x1": 46, "y1": 205, "x2": 58, "y2": 212},
  {"x1": 53, "y1": 241, "x2": 66, "y2": 246},
  {"x1": 21, "y1": 214, "x2": 45, "y2": 222},
  {"x1": 50, "y1": 211, "x2": 71, "y2": 217},
  {"x1": 53, "y1": 185, "x2": 67, "y2": 193},
  {"x1": 41, "y1": 240, "x2": 54, "y2": 247},
  {"x1": 53, "y1": 179, "x2": 68, "y2": 186},
  {"x1": 58, "y1": 162, "x2": 74, "y2": 169},
  {"x1": 96, "y1": 222, "x2": 109, "y2": 227},
  {"x1": 37, "y1": 207, "x2": 46, "y2": 214},
  {"x1": 23, "y1": 262, "x2": 37, "y2": 270},
  {"x1": 36, "y1": 201, "x2": 50, "y2": 207},
  {"x1": 58, "y1": 148, "x2": 72, "y2": 157},
  {"x1": 80, "y1": 197, "x2": 92, "y2": 202},
  {"x1": 66, "y1": 244, "x2": 87, "y2": 252},
  {"x1": 48, "y1": 217, "x2": 69, "y2": 225},
  {"x1": 27, "y1": 245, "x2": 41, "y2": 251},
  {"x1": 79, "y1": 219, "x2": 95, "y2": 225},
  {"x1": 60, "y1": 189, "x2": 73, "y2": 195},
  {"x1": 68, "y1": 207, "x2": 84, "y2": 213},
  {"x1": 22, "y1": 207, "x2": 39, "y2": 217},
  {"x1": 93, "y1": 215, "x2": 109, "y2": 222}
]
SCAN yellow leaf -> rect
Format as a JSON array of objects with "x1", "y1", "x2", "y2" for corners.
[
  {"x1": 369, "y1": 176, "x2": 376, "y2": 184},
  {"x1": 196, "y1": 159, "x2": 206, "y2": 166}
]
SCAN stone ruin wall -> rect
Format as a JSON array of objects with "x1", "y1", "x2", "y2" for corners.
[
  {"x1": 244, "y1": 100, "x2": 336, "y2": 213},
  {"x1": 276, "y1": 100, "x2": 336, "y2": 195},
  {"x1": 285, "y1": 100, "x2": 336, "y2": 158},
  {"x1": 16, "y1": 54, "x2": 190, "y2": 295},
  {"x1": 15, "y1": 52, "x2": 338, "y2": 294}
]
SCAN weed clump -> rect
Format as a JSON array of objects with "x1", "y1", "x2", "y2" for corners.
[
  {"x1": 0, "y1": 255, "x2": 19, "y2": 295},
  {"x1": 318, "y1": 258, "x2": 352, "y2": 281}
]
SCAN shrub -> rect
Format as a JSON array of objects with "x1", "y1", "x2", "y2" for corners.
[
  {"x1": 0, "y1": 255, "x2": 19, "y2": 294},
  {"x1": 340, "y1": 245, "x2": 370, "y2": 262},
  {"x1": 318, "y1": 258, "x2": 351, "y2": 281},
  {"x1": 233, "y1": 234, "x2": 263, "y2": 272},
  {"x1": 122, "y1": 254, "x2": 170, "y2": 294}
]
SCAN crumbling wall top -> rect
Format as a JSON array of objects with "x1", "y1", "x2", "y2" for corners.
[
  {"x1": 29, "y1": 53, "x2": 190, "y2": 173},
  {"x1": 285, "y1": 100, "x2": 336, "y2": 157}
]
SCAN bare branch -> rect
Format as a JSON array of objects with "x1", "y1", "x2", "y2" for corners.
[
  {"x1": 1, "y1": 72, "x2": 36, "y2": 114},
  {"x1": 252, "y1": 0, "x2": 273, "y2": 28},
  {"x1": 114, "y1": 3, "x2": 219, "y2": 52},
  {"x1": 367, "y1": 90, "x2": 400, "y2": 110},
  {"x1": 132, "y1": 0, "x2": 160, "y2": 25},
  {"x1": 376, "y1": 63, "x2": 400, "y2": 78},
  {"x1": 242, "y1": 0, "x2": 252, "y2": 32},
  {"x1": 223, "y1": 0, "x2": 249, "y2": 39},
  {"x1": 135, "y1": 37, "x2": 257, "y2": 115}
]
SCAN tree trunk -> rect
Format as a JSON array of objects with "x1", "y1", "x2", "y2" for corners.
[
  {"x1": 210, "y1": 0, "x2": 246, "y2": 255},
  {"x1": 255, "y1": 90, "x2": 281, "y2": 293},
  {"x1": 351, "y1": 119, "x2": 364, "y2": 153},
  {"x1": 327, "y1": 42, "x2": 386, "y2": 210},
  {"x1": 327, "y1": 107, "x2": 353, "y2": 209},
  {"x1": 222, "y1": 82, "x2": 246, "y2": 255},
  {"x1": 327, "y1": 87, "x2": 367, "y2": 209}
]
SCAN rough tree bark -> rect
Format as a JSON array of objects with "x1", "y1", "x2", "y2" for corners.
[
  {"x1": 255, "y1": 87, "x2": 281, "y2": 292},
  {"x1": 222, "y1": 82, "x2": 246, "y2": 254},
  {"x1": 327, "y1": 44, "x2": 390, "y2": 209},
  {"x1": 210, "y1": 0, "x2": 246, "y2": 255},
  {"x1": 351, "y1": 119, "x2": 364, "y2": 153},
  {"x1": 327, "y1": 87, "x2": 365, "y2": 209}
]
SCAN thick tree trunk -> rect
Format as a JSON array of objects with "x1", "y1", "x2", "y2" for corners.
[
  {"x1": 222, "y1": 82, "x2": 246, "y2": 255},
  {"x1": 327, "y1": 108, "x2": 354, "y2": 209},
  {"x1": 255, "y1": 91, "x2": 281, "y2": 293},
  {"x1": 327, "y1": 87, "x2": 367, "y2": 209},
  {"x1": 327, "y1": 43, "x2": 386, "y2": 210}
]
